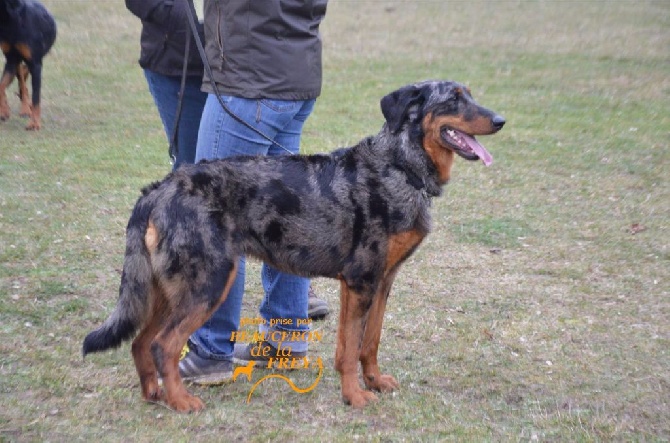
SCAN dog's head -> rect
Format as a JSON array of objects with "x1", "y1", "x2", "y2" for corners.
[{"x1": 380, "y1": 80, "x2": 505, "y2": 172}]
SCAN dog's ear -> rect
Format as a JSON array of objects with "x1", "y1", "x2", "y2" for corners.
[{"x1": 380, "y1": 85, "x2": 427, "y2": 134}]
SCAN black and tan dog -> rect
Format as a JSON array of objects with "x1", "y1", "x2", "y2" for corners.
[
  {"x1": 0, "y1": 0, "x2": 56, "y2": 130},
  {"x1": 83, "y1": 80, "x2": 505, "y2": 412}
]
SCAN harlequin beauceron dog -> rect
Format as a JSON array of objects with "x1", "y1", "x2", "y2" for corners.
[
  {"x1": 0, "y1": 0, "x2": 57, "y2": 130},
  {"x1": 83, "y1": 80, "x2": 505, "y2": 412}
]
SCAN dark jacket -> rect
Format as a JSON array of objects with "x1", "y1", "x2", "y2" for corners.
[
  {"x1": 202, "y1": 0, "x2": 328, "y2": 100},
  {"x1": 125, "y1": 0, "x2": 204, "y2": 77}
]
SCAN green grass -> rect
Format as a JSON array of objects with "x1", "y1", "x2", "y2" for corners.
[{"x1": 1, "y1": 0, "x2": 669, "y2": 441}]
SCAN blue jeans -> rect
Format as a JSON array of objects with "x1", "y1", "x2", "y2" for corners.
[
  {"x1": 190, "y1": 94, "x2": 315, "y2": 360},
  {"x1": 143, "y1": 69, "x2": 207, "y2": 169}
]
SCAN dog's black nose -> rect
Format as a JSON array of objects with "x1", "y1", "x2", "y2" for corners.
[{"x1": 492, "y1": 115, "x2": 506, "y2": 130}]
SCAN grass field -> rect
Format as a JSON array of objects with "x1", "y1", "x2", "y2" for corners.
[{"x1": 1, "y1": 1, "x2": 668, "y2": 441}]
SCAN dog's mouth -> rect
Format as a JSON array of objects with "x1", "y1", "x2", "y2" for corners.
[{"x1": 441, "y1": 127, "x2": 493, "y2": 166}]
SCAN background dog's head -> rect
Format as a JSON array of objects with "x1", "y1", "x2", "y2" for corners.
[{"x1": 380, "y1": 80, "x2": 505, "y2": 166}]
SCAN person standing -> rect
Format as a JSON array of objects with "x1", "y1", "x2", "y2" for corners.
[
  {"x1": 125, "y1": 0, "x2": 207, "y2": 169},
  {"x1": 176, "y1": 0, "x2": 331, "y2": 384}
]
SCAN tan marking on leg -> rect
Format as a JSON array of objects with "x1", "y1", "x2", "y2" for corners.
[
  {"x1": 25, "y1": 103, "x2": 40, "y2": 130},
  {"x1": 145, "y1": 221, "x2": 159, "y2": 252},
  {"x1": 15, "y1": 43, "x2": 32, "y2": 61},
  {"x1": 153, "y1": 261, "x2": 238, "y2": 412},
  {"x1": 132, "y1": 280, "x2": 168, "y2": 403},
  {"x1": 0, "y1": 71, "x2": 14, "y2": 121},
  {"x1": 17, "y1": 64, "x2": 31, "y2": 117},
  {"x1": 355, "y1": 230, "x2": 424, "y2": 394},
  {"x1": 335, "y1": 280, "x2": 378, "y2": 408},
  {"x1": 360, "y1": 269, "x2": 400, "y2": 393},
  {"x1": 386, "y1": 229, "x2": 425, "y2": 272}
]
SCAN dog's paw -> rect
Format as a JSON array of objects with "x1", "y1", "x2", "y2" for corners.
[
  {"x1": 167, "y1": 393, "x2": 205, "y2": 413},
  {"x1": 0, "y1": 106, "x2": 9, "y2": 121},
  {"x1": 25, "y1": 119, "x2": 41, "y2": 131},
  {"x1": 364, "y1": 373, "x2": 399, "y2": 392},
  {"x1": 19, "y1": 106, "x2": 31, "y2": 117},
  {"x1": 141, "y1": 381, "x2": 165, "y2": 403},
  {"x1": 342, "y1": 387, "x2": 378, "y2": 408}
]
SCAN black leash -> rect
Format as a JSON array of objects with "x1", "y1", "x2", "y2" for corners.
[
  {"x1": 169, "y1": 0, "x2": 290, "y2": 162},
  {"x1": 168, "y1": 13, "x2": 191, "y2": 164}
]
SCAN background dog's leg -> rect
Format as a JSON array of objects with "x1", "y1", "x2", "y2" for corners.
[
  {"x1": 335, "y1": 280, "x2": 378, "y2": 408},
  {"x1": 131, "y1": 282, "x2": 168, "y2": 403},
  {"x1": 25, "y1": 62, "x2": 42, "y2": 130},
  {"x1": 17, "y1": 64, "x2": 31, "y2": 117},
  {"x1": 360, "y1": 270, "x2": 401, "y2": 393},
  {"x1": 0, "y1": 66, "x2": 17, "y2": 121}
]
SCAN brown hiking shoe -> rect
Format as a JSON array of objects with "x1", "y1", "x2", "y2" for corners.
[{"x1": 308, "y1": 286, "x2": 329, "y2": 320}]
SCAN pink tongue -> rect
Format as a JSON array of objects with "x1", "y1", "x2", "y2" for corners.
[{"x1": 460, "y1": 132, "x2": 493, "y2": 166}]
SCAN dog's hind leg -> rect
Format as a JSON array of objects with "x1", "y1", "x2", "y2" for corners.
[
  {"x1": 151, "y1": 260, "x2": 239, "y2": 413},
  {"x1": 17, "y1": 64, "x2": 31, "y2": 117},
  {"x1": 360, "y1": 268, "x2": 401, "y2": 394},
  {"x1": 131, "y1": 281, "x2": 169, "y2": 403},
  {"x1": 335, "y1": 280, "x2": 378, "y2": 408},
  {"x1": 0, "y1": 64, "x2": 17, "y2": 121}
]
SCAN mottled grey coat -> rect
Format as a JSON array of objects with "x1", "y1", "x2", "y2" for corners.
[{"x1": 82, "y1": 80, "x2": 505, "y2": 412}]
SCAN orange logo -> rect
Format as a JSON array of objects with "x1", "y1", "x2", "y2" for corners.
[
  {"x1": 244, "y1": 357, "x2": 323, "y2": 403},
  {"x1": 232, "y1": 320, "x2": 325, "y2": 402}
]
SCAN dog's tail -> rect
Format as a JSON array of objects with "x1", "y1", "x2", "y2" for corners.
[{"x1": 82, "y1": 193, "x2": 156, "y2": 357}]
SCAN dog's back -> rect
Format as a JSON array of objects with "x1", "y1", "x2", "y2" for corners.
[{"x1": 155, "y1": 138, "x2": 431, "y2": 295}]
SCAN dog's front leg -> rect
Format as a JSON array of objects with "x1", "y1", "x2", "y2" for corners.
[
  {"x1": 359, "y1": 270, "x2": 400, "y2": 394},
  {"x1": 357, "y1": 230, "x2": 424, "y2": 393},
  {"x1": 25, "y1": 62, "x2": 42, "y2": 130},
  {"x1": 335, "y1": 280, "x2": 378, "y2": 408},
  {"x1": 0, "y1": 68, "x2": 15, "y2": 121}
]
